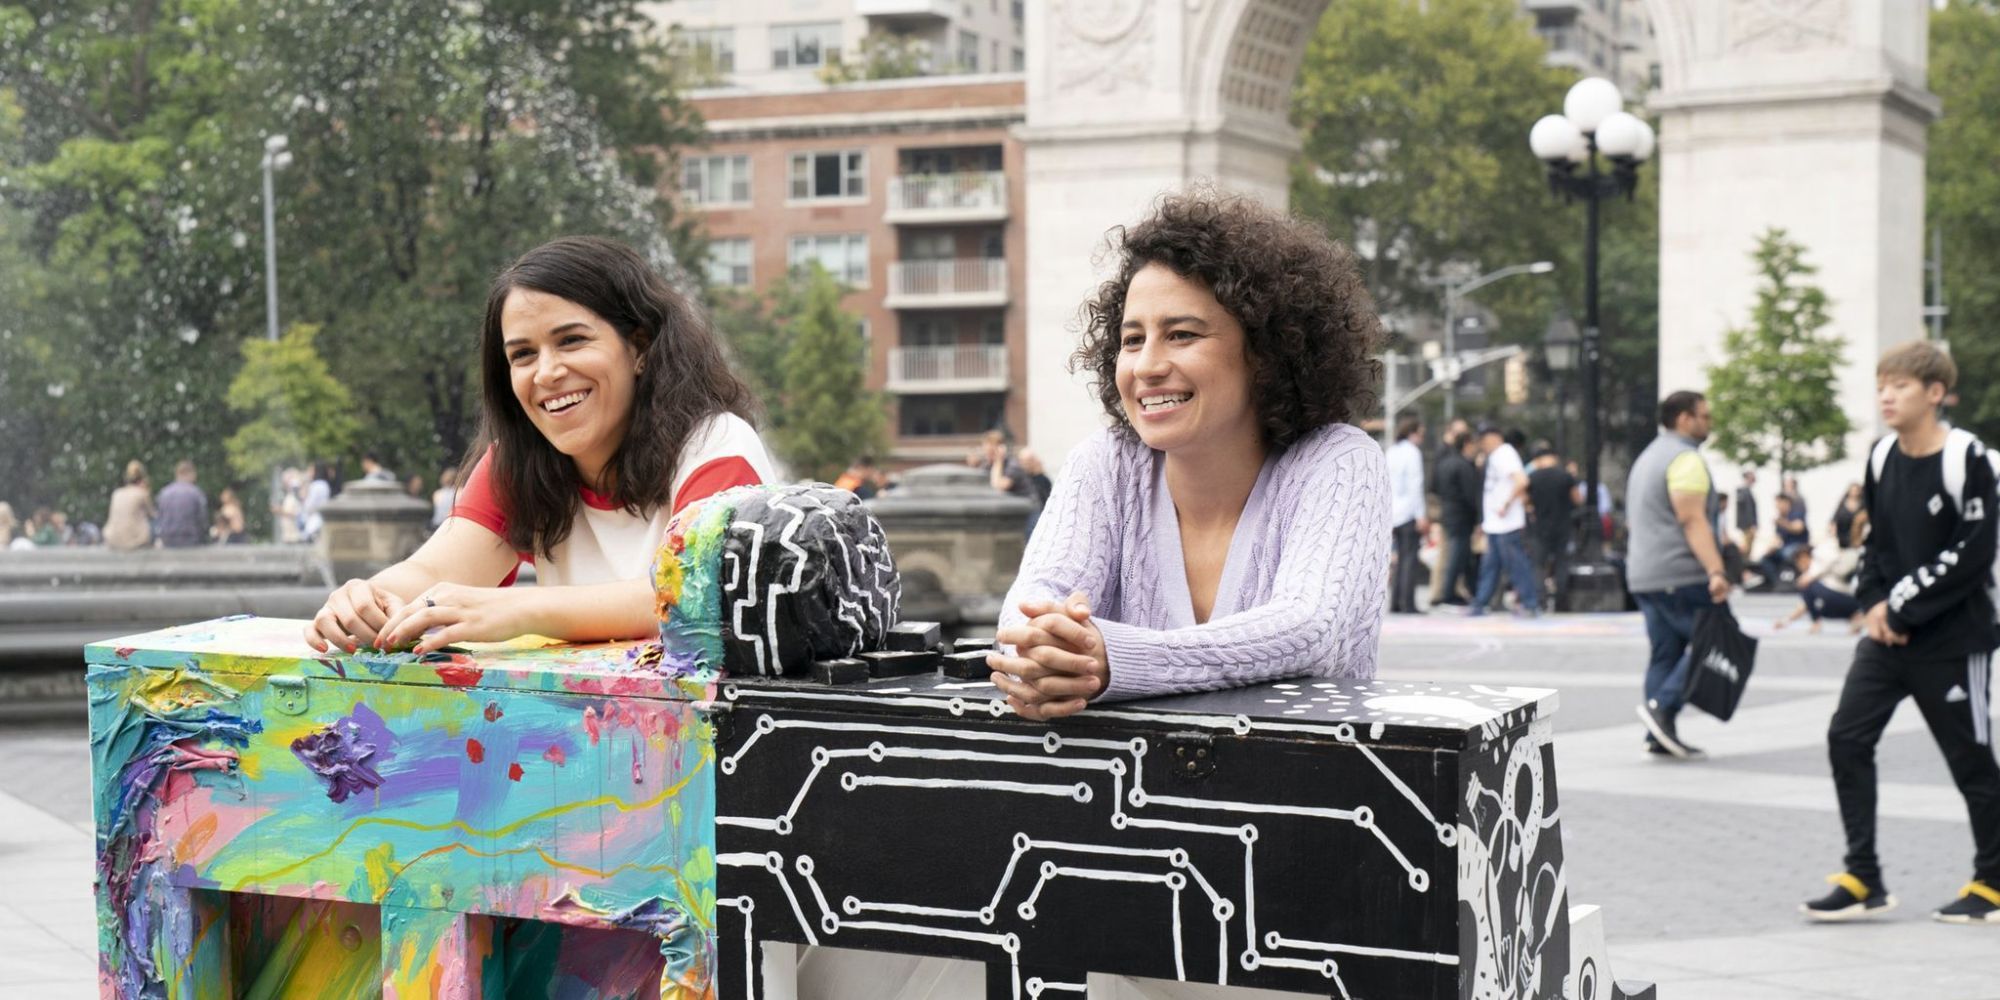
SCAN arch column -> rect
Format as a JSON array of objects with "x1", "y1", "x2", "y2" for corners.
[
  {"x1": 1645, "y1": 0, "x2": 1933, "y2": 508},
  {"x1": 1020, "y1": 0, "x2": 1328, "y2": 465}
]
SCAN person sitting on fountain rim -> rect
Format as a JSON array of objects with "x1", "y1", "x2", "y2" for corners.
[
  {"x1": 306, "y1": 236, "x2": 776, "y2": 656},
  {"x1": 987, "y1": 188, "x2": 1390, "y2": 722}
]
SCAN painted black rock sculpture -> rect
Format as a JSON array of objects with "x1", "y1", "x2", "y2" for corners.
[{"x1": 655, "y1": 483, "x2": 901, "y2": 679}]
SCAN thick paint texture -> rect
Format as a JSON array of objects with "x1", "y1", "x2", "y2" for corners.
[{"x1": 89, "y1": 615, "x2": 717, "y2": 999}]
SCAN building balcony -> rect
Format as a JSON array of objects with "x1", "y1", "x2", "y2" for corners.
[
  {"x1": 886, "y1": 345, "x2": 1009, "y2": 394},
  {"x1": 884, "y1": 172, "x2": 1008, "y2": 224},
  {"x1": 885, "y1": 259, "x2": 1009, "y2": 309},
  {"x1": 857, "y1": 0, "x2": 955, "y2": 24}
]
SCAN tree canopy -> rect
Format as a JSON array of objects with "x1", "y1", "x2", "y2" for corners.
[
  {"x1": 1930, "y1": 1, "x2": 2000, "y2": 437},
  {"x1": 1706, "y1": 228, "x2": 1852, "y2": 475},
  {"x1": 0, "y1": 0, "x2": 701, "y2": 526}
]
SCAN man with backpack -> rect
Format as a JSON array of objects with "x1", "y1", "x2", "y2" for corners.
[{"x1": 1801, "y1": 340, "x2": 2000, "y2": 925}]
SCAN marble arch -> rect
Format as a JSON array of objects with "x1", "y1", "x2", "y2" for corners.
[{"x1": 1023, "y1": 0, "x2": 1936, "y2": 516}]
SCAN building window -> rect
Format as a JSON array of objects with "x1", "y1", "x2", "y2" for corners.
[
  {"x1": 678, "y1": 27, "x2": 735, "y2": 73},
  {"x1": 899, "y1": 395, "x2": 1005, "y2": 438},
  {"x1": 789, "y1": 150, "x2": 866, "y2": 200},
  {"x1": 772, "y1": 22, "x2": 841, "y2": 70},
  {"x1": 1011, "y1": 47, "x2": 1024, "y2": 72},
  {"x1": 958, "y1": 30, "x2": 979, "y2": 72},
  {"x1": 681, "y1": 154, "x2": 752, "y2": 206},
  {"x1": 788, "y1": 233, "x2": 869, "y2": 287},
  {"x1": 705, "y1": 237, "x2": 753, "y2": 288},
  {"x1": 907, "y1": 231, "x2": 956, "y2": 261}
]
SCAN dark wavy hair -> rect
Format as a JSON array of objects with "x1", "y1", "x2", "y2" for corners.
[
  {"x1": 1072, "y1": 190, "x2": 1383, "y2": 446},
  {"x1": 470, "y1": 236, "x2": 754, "y2": 559}
]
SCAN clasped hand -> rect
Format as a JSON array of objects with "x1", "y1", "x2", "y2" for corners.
[
  {"x1": 987, "y1": 590, "x2": 1110, "y2": 722},
  {"x1": 305, "y1": 579, "x2": 534, "y2": 656}
]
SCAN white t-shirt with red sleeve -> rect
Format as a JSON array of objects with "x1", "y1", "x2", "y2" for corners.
[{"x1": 451, "y1": 412, "x2": 777, "y2": 587}]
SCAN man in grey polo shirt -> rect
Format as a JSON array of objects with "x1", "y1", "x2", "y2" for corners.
[{"x1": 1626, "y1": 391, "x2": 1732, "y2": 759}]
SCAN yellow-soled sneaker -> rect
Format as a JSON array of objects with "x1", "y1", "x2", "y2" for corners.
[
  {"x1": 1800, "y1": 872, "x2": 1897, "y2": 922},
  {"x1": 1932, "y1": 881, "x2": 2000, "y2": 925}
]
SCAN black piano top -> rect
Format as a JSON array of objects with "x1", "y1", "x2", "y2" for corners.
[{"x1": 720, "y1": 672, "x2": 1555, "y2": 751}]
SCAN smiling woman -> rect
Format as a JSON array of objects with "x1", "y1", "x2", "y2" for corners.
[
  {"x1": 305, "y1": 236, "x2": 777, "y2": 655},
  {"x1": 989, "y1": 190, "x2": 1391, "y2": 720}
]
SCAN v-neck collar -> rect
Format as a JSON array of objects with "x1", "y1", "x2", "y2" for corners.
[{"x1": 1152, "y1": 448, "x2": 1279, "y2": 627}]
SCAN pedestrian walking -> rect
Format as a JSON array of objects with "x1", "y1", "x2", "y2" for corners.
[
  {"x1": 153, "y1": 460, "x2": 209, "y2": 549},
  {"x1": 1527, "y1": 445, "x2": 1578, "y2": 610},
  {"x1": 103, "y1": 460, "x2": 155, "y2": 552},
  {"x1": 1469, "y1": 424, "x2": 1538, "y2": 617},
  {"x1": 1736, "y1": 469, "x2": 1760, "y2": 566},
  {"x1": 1627, "y1": 391, "x2": 1731, "y2": 760},
  {"x1": 300, "y1": 462, "x2": 333, "y2": 542},
  {"x1": 430, "y1": 467, "x2": 459, "y2": 531},
  {"x1": 1802, "y1": 340, "x2": 2000, "y2": 925},
  {"x1": 1433, "y1": 429, "x2": 1482, "y2": 607},
  {"x1": 1387, "y1": 415, "x2": 1427, "y2": 614}
]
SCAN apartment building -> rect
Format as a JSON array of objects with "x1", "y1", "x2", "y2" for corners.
[
  {"x1": 1524, "y1": 0, "x2": 1658, "y2": 98},
  {"x1": 682, "y1": 77, "x2": 1027, "y2": 462},
  {"x1": 647, "y1": 0, "x2": 1025, "y2": 92}
]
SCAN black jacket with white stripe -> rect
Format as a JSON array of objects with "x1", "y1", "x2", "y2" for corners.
[{"x1": 1856, "y1": 434, "x2": 2000, "y2": 657}]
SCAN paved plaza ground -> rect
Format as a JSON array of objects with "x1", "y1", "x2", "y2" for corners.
[{"x1": 2, "y1": 595, "x2": 1995, "y2": 998}]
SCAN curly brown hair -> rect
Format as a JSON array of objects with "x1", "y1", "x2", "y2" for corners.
[{"x1": 1072, "y1": 190, "x2": 1383, "y2": 447}]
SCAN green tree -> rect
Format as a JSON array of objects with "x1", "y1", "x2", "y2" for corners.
[
  {"x1": 1930, "y1": 1, "x2": 2000, "y2": 438},
  {"x1": 769, "y1": 265, "x2": 885, "y2": 482},
  {"x1": 1291, "y1": 0, "x2": 1573, "y2": 319},
  {"x1": 0, "y1": 0, "x2": 701, "y2": 520},
  {"x1": 1706, "y1": 228, "x2": 1852, "y2": 475},
  {"x1": 819, "y1": 31, "x2": 933, "y2": 84},
  {"x1": 224, "y1": 324, "x2": 361, "y2": 481},
  {"x1": 709, "y1": 286, "x2": 787, "y2": 412}
]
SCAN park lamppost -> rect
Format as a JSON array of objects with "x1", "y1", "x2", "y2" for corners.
[
  {"x1": 1441, "y1": 260, "x2": 1555, "y2": 423},
  {"x1": 1528, "y1": 78, "x2": 1653, "y2": 567},
  {"x1": 261, "y1": 134, "x2": 292, "y2": 342},
  {"x1": 260, "y1": 135, "x2": 293, "y2": 542}
]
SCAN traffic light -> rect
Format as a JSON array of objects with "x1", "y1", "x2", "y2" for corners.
[{"x1": 1504, "y1": 354, "x2": 1529, "y2": 405}]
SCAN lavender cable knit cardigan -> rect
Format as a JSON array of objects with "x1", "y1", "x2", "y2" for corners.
[{"x1": 998, "y1": 422, "x2": 1391, "y2": 701}]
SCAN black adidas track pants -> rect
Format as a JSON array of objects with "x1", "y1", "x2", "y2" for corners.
[{"x1": 1828, "y1": 640, "x2": 2000, "y2": 885}]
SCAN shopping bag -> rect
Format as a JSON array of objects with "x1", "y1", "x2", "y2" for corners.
[{"x1": 1685, "y1": 602, "x2": 1757, "y2": 722}]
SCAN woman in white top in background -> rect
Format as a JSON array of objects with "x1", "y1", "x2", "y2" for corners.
[{"x1": 307, "y1": 236, "x2": 775, "y2": 655}]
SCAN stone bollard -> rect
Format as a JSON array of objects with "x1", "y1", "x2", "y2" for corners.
[
  {"x1": 316, "y1": 479, "x2": 431, "y2": 582},
  {"x1": 865, "y1": 464, "x2": 1034, "y2": 632}
]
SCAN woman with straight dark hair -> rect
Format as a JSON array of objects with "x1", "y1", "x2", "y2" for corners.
[{"x1": 307, "y1": 236, "x2": 775, "y2": 654}]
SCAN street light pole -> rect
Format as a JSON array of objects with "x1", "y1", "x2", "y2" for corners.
[
  {"x1": 261, "y1": 135, "x2": 292, "y2": 342},
  {"x1": 260, "y1": 135, "x2": 293, "y2": 543},
  {"x1": 1582, "y1": 141, "x2": 1602, "y2": 550},
  {"x1": 1440, "y1": 261, "x2": 1555, "y2": 422}
]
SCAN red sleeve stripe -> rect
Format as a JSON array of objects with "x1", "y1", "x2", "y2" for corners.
[{"x1": 673, "y1": 456, "x2": 764, "y2": 516}]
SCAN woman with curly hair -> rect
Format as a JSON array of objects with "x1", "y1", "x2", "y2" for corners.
[{"x1": 989, "y1": 190, "x2": 1390, "y2": 720}]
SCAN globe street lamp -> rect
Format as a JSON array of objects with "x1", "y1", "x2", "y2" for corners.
[
  {"x1": 261, "y1": 134, "x2": 293, "y2": 342},
  {"x1": 1441, "y1": 260, "x2": 1555, "y2": 422},
  {"x1": 1528, "y1": 78, "x2": 1653, "y2": 582}
]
